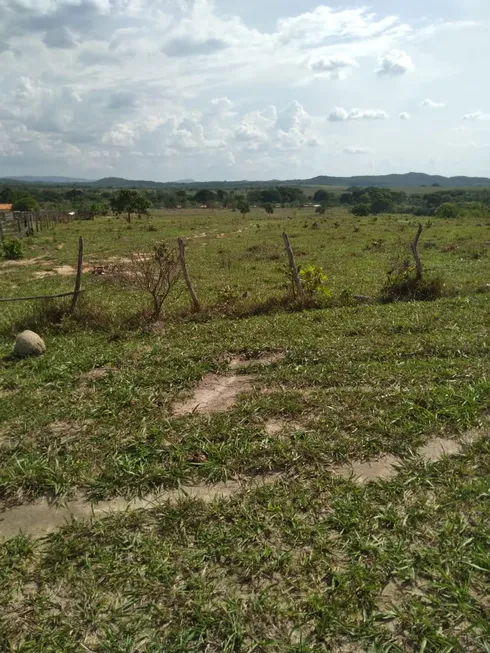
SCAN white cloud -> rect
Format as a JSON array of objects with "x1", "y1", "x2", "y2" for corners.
[
  {"x1": 343, "y1": 146, "x2": 372, "y2": 154},
  {"x1": 399, "y1": 112, "x2": 411, "y2": 120},
  {"x1": 463, "y1": 110, "x2": 490, "y2": 120},
  {"x1": 309, "y1": 55, "x2": 357, "y2": 80},
  {"x1": 349, "y1": 109, "x2": 390, "y2": 120},
  {"x1": 327, "y1": 107, "x2": 349, "y2": 122},
  {"x1": 421, "y1": 98, "x2": 446, "y2": 108},
  {"x1": 328, "y1": 107, "x2": 389, "y2": 121},
  {"x1": 0, "y1": 0, "x2": 487, "y2": 178},
  {"x1": 376, "y1": 49, "x2": 414, "y2": 76}
]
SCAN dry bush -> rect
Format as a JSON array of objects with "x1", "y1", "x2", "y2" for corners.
[{"x1": 115, "y1": 241, "x2": 181, "y2": 319}]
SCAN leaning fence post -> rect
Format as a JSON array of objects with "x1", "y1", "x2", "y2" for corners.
[
  {"x1": 411, "y1": 223, "x2": 423, "y2": 280},
  {"x1": 71, "y1": 236, "x2": 84, "y2": 311},
  {"x1": 178, "y1": 237, "x2": 200, "y2": 312},
  {"x1": 283, "y1": 232, "x2": 304, "y2": 303}
]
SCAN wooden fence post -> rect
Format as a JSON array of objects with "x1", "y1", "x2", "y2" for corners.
[
  {"x1": 71, "y1": 236, "x2": 84, "y2": 311},
  {"x1": 411, "y1": 223, "x2": 423, "y2": 280},
  {"x1": 283, "y1": 232, "x2": 305, "y2": 303},
  {"x1": 178, "y1": 237, "x2": 200, "y2": 312}
]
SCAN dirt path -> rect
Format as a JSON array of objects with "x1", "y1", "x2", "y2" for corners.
[{"x1": 0, "y1": 477, "x2": 278, "y2": 540}]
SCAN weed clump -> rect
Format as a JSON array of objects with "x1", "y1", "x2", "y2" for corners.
[
  {"x1": 1, "y1": 238, "x2": 24, "y2": 260},
  {"x1": 380, "y1": 264, "x2": 444, "y2": 303}
]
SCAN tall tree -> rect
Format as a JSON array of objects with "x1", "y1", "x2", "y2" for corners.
[{"x1": 110, "y1": 190, "x2": 150, "y2": 223}]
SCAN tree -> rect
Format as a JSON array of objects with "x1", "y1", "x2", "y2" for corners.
[
  {"x1": 436, "y1": 202, "x2": 459, "y2": 219},
  {"x1": 0, "y1": 187, "x2": 14, "y2": 203},
  {"x1": 264, "y1": 202, "x2": 274, "y2": 215},
  {"x1": 194, "y1": 189, "x2": 216, "y2": 204},
  {"x1": 370, "y1": 197, "x2": 392, "y2": 215},
  {"x1": 340, "y1": 192, "x2": 353, "y2": 205},
  {"x1": 313, "y1": 189, "x2": 331, "y2": 203},
  {"x1": 237, "y1": 200, "x2": 250, "y2": 217},
  {"x1": 110, "y1": 190, "x2": 150, "y2": 223},
  {"x1": 12, "y1": 196, "x2": 40, "y2": 212},
  {"x1": 351, "y1": 204, "x2": 370, "y2": 217}
]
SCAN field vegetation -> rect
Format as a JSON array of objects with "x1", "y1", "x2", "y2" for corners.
[{"x1": 0, "y1": 201, "x2": 489, "y2": 652}]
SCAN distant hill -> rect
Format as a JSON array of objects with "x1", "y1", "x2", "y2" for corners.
[
  {"x1": 5, "y1": 176, "x2": 93, "y2": 184},
  {"x1": 90, "y1": 172, "x2": 490, "y2": 190},
  {"x1": 2, "y1": 172, "x2": 490, "y2": 189}
]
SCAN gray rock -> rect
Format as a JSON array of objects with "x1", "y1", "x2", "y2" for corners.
[{"x1": 14, "y1": 330, "x2": 46, "y2": 357}]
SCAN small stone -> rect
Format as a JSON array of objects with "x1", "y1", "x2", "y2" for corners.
[{"x1": 14, "y1": 330, "x2": 46, "y2": 357}]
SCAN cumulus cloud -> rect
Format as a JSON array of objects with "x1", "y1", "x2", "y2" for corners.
[
  {"x1": 43, "y1": 26, "x2": 78, "y2": 49},
  {"x1": 399, "y1": 112, "x2": 411, "y2": 120},
  {"x1": 343, "y1": 146, "x2": 372, "y2": 154},
  {"x1": 0, "y1": 0, "x2": 485, "y2": 178},
  {"x1": 421, "y1": 98, "x2": 446, "y2": 108},
  {"x1": 162, "y1": 37, "x2": 229, "y2": 58},
  {"x1": 376, "y1": 50, "x2": 414, "y2": 76},
  {"x1": 463, "y1": 110, "x2": 490, "y2": 121},
  {"x1": 107, "y1": 91, "x2": 138, "y2": 110},
  {"x1": 309, "y1": 55, "x2": 357, "y2": 79},
  {"x1": 328, "y1": 107, "x2": 389, "y2": 121}
]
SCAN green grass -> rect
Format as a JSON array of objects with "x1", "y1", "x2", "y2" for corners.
[{"x1": 1, "y1": 207, "x2": 489, "y2": 651}]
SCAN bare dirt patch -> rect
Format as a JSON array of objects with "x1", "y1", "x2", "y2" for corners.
[
  {"x1": 228, "y1": 352, "x2": 285, "y2": 370},
  {"x1": 418, "y1": 438, "x2": 462, "y2": 463},
  {"x1": 263, "y1": 418, "x2": 304, "y2": 437},
  {"x1": 0, "y1": 476, "x2": 278, "y2": 540},
  {"x1": 378, "y1": 581, "x2": 405, "y2": 610},
  {"x1": 173, "y1": 374, "x2": 255, "y2": 416},
  {"x1": 80, "y1": 367, "x2": 110, "y2": 382},
  {"x1": 333, "y1": 455, "x2": 400, "y2": 484},
  {"x1": 48, "y1": 420, "x2": 94, "y2": 443},
  {"x1": 0, "y1": 388, "x2": 17, "y2": 399},
  {"x1": 264, "y1": 419, "x2": 286, "y2": 436}
]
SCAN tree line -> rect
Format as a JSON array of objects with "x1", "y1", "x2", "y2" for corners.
[{"x1": 2, "y1": 182, "x2": 489, "y2": 219}]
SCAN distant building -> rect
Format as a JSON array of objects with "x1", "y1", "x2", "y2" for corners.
[{"x1": 0, "y1": 203, "x2": 13, "y2": 211}]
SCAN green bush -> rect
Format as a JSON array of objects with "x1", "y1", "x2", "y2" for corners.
[
  {"x1": 380, "y1": 268, "x2": 444, "y2": 303},
  {"x1": 299, "y1": 264, "x2": 331, "y2": 299},
  {"x1": 436, "y1": 202, "x2": 459, "y2": 219},
  {"x1": 11, "y1": 196, "x2": 40, "y2": 212},
  {"x1": 2, "y1": 237, "x2": 24, "y2": 260},
  {"x1": 351, "y1": 204, "x2": 370, "y2": 217}
]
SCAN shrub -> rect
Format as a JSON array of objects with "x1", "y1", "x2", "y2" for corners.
[
  {"x1": 2, "y1": 238, "x2": 24, "y2": 260},
  {"x1": 216, "y1": 284, "x2": 243, "y2": 307},
  {"x1": 352, "y1": 204, "x2": 370, "y2": 217},
  {"x1": 115, "y1": 241, "x2": 181, "y2": 319},
  {"x1": 315, "y1": 206, "x2": 326, "y2": 215},
  {"x1": 436, "y1": 202, "x2": 459, "y2": 219},
  {"x1": 299, "y1": 264, "x2": 331, "y2": 300},
  {"x1": 380, "y1": 266, "x2": 444, "y2": 303},
  {"x1": 12, "y1": 196, "x2": 40, "y2": 212}
]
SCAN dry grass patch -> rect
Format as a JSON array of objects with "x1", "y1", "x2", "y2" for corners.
[{"x1": 228, "y1": 351, "x2": 285, "y2": 369}]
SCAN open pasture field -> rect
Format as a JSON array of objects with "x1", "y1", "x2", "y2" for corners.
[{"x1": 0, "y1": 207, "x2": 489, "y2": 652}]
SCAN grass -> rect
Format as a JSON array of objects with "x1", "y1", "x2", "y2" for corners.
[{"x1": 0, "y1": 207, "x2": 489, "y2": 651}]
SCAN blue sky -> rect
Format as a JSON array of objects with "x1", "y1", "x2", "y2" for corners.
[{"x1": 0, "y1": 0, "x2": 489, "y2": 181}]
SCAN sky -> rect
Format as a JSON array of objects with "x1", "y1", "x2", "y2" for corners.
[{"x1": 0, "y1": 0, "x2": 489, "y2": 181}]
